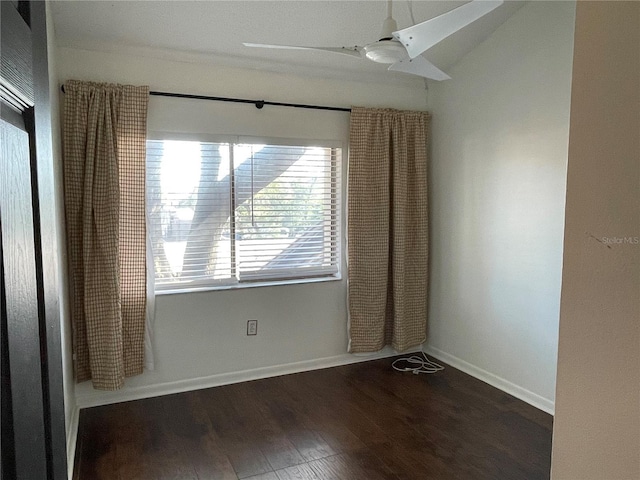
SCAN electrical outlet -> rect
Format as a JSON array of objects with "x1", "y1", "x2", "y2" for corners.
[{"x1": 247, "y1": 320, "x2": 258, "y2": 336}]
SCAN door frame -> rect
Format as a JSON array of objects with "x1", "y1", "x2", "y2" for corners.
[{"x1": 1, "y1": 1, "x2": 68, "y2": 479}]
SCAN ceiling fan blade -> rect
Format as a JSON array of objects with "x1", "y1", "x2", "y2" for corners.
[
  {"x1": 388, "y1": 56, "x2": 451, "y2": 81},
  {"x1": 243, "y1": 43, "x2": 362, "y2": 58},
  {"x1": 393, "y1": 0, "x2": 503, "y2": 59}
]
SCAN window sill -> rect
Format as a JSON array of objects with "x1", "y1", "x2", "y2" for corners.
[{"x1": 154, "y1": 274, "x2": 343, "y2": 296}]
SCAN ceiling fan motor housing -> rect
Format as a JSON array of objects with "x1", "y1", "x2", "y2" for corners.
[
  {"x1": 363, "y1": 14, "x2": 406, "y2": 64},
  {"x1": 363, "y1": 40, "x2": 407, "y2": 64}
]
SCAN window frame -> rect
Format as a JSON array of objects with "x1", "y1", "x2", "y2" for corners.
[{"x1": 146, "y1": 131, "x2": 344, "y2": 295}]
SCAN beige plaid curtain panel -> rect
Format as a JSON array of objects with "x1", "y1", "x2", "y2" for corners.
[
  {"x1": 348, "y1": 107, "x2": 431, "y2": 353},
  {"x1": 63, "y1": 80, "x2": 149, "y2": 390}
]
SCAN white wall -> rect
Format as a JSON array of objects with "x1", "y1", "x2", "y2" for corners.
[
  {"x1": 45, "y1": 5, "x2": 76, "y2": 478},
  {"x1": 55, "y1": 46, "x2": 428, "y2": 407},
  {"x1": 551, "y1": 2, "x2": 640, "y2": 479},
  {"x1": 426, "y1": 1, "x2": 576, "y2": 412}
]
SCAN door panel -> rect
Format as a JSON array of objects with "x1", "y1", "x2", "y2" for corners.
[
  {"x1": 0, "y1": 1, "x2": 34, "y2": 111},
  {"x1": 0, "y1": 109, "x2": 48, "y2": 480}
]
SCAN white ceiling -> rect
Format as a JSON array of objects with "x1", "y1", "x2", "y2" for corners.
[{"x1": 50, "y1": 0, "x2": 525, "y2": 87}]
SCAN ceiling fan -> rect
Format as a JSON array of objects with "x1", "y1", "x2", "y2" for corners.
[{"x1": 243, "y1": 0, "x2": 503, "y2": 81}]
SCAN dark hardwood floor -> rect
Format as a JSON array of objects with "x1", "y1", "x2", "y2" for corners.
[{"x1": 73, "y1": 356, "x2": 553, "y2": 480}]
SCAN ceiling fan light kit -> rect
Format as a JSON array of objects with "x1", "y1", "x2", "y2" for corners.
[{"x1": 243, "y1": 0, "x2": 503, "y2": 81}]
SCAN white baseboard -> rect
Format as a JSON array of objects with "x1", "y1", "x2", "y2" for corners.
[
  {"x1": 66, "y1": 405, "x2": 80, "y2": 480},
  {"x1": 424, "y1": 345, "x2": 555, "y2": 415},
  {"x1": 75, "y1": 346, "x2": 422, "y2": 409}
]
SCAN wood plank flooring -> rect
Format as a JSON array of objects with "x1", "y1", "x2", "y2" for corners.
[{"x1": 73, "y1": 356, "x2": 553, "y2": 479}]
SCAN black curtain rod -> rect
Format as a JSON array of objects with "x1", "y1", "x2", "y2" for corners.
[{"x1": 60, "y1": 85, "x2": 351, "y2": 112}]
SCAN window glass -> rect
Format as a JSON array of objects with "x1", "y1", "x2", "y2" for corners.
[{"x1": 147, "y1": 139, "x2": 341, "y2": 292}]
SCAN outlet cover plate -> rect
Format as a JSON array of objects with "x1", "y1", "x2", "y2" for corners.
[{"x1": 247, "y1": 320, "x2": 258, "y2": 336}]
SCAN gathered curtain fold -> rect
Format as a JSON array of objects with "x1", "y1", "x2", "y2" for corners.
[
  {"x1": 63, "y1": 80, "x2": 149, "y2": 390},
  {"x1": 348, "y1": 106, "x2": 431, "y2": 353}
]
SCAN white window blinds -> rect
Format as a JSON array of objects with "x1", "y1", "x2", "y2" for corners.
[{"x1": 147, "y1": 139, "x2": 341, "y2": 292}]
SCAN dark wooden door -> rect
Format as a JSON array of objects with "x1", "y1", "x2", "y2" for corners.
[{"x1": 1, "y1": 2, "x2": 67, "y2": 479}]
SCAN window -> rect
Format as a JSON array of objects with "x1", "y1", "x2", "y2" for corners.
[{"x1": 147, "y1": 138, "x2": 341, "y2": 292}]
